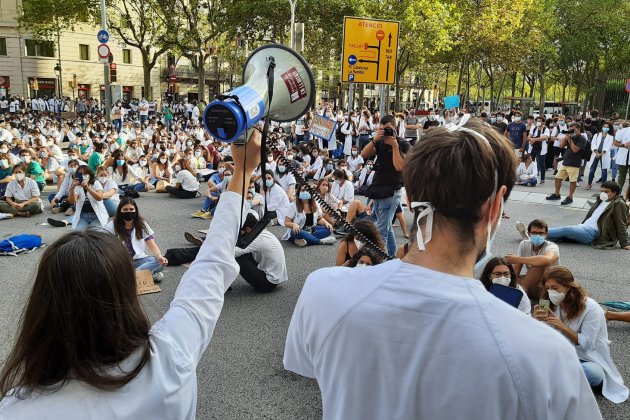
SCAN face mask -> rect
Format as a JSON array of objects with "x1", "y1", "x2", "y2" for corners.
[
  {"x1": 286, "y1": 154, "x2": 293, "y2": 161},
  {"x1": 0, "y1": 148, "x2": 7, "y2": 153},
  {"x1": 299, "y1": 191, "x2": 311, "y2": 201},
  {"x1": 265, "y1": 179, "x2": 274, "y2": 188},
  {"x1": 354, "y1": 239, "x2": 364, "y2": 249},
  {"x1": 224, "y1": 175, "x2": 232, "y2": 183},
  {"x1": 139, "y1": 160, "x2": 147, "y2": 167},
  {"x1": 160, "y1": 158, "x2": 167, "y2": 164},
  {"x1": 152, "y1": 153, "x2": 159, "y2": 159},
  {"x1": 530, "y1": 234, "x2": 546, "y2": 247},
  {"x1": 68, "y1": 167, "x2": 76, "y2": 174},
  {"x1": 535, "y1": 121, "x2": 542, "y2": 127},
  {"x1": 356, "y1": 263, "x2": 368, "y2": 268},
  {"x1": 548, "y1": 289, "x2": 566, "y2": 306},
  {"x1": 218, "y1": 167, "x2": 225, "y2": 174},
  {"x1": 490, "y1": 117, "x2": 496, "y2": 123},
  {"x1": 599, "y1": 192, "x2": 609, "y2": 202},
  {"x1": 187, "y1": 141, "x2": 193, "y2": 147},
  {"x1": 116, "y1": 159, "x2": 125, "y2": 166},
  {"x1": 194, "y1": 151, "x2": 201, "y2": 158},
  {"x1": 82, "y1": 175, "x2": 90, "y2": 182},
  {"x1": 327, "y1": 164, "x2": 333, "y2": 171},
  {"x1": 40, "y1": 152, "x2": 47, "y2": 158},
  {"x1": 496, "y1": 117, "x2": 503, "y2": 123},
  {"x1": 15, "y1": 172, "x2": 25, "y2": 181},
  {"x1": 367, "y1": 165, "x2": 373, "y2": 171},
  {"x1": 0, "y1": 159, "x2": 8, "y2": 168},
  {"x1": 278, "y1": 165, "x2": 286, "y2": 173},
  {"x1": 21, "y1": 156, "x2": 31, "y2": 163},
  {"x1": 351, "y1": 150, "x2": 358, "y2": 156},
  {"x1": 170, "y1": 148, "x2": 177, "y2": 153},
  {"x1": 121, "y1": 211, "x2": 137, "y2": 221},
  {"x1": 175, "y1": 164, "x2": 181, "y2": 172},
  {"x1": 614, "y1": 125, "x2": 622, "y2": 131},
  {"x1": 492, "y1": 276, "x2": 511, "y2": 287},
  {"x1": 514, "y1": 116, "x2": 521, "y2": 122},
  {"x1": 558, "y1": 121, "x2": 566, "y2": 126},
  {"x1": 267, "y1": 156, "x2": 273, "y2": 162},
  {"x1": 98, "y1": 176, "x2": 107, "y2": 184},
  {"x1": 602, "y1": 127, "x2": 609, "y2": 133},
  {"x1": 48, "y1": 141, "x2": 54, "y2": 146}
]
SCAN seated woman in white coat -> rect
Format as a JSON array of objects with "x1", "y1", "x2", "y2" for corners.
[
  {"x1": 67, "y1": 165, "x2": 109, "y2": 230},
  {"x1": 479, "y1": 257, "x2": 530, "y2": 315},
  {"x1": 331, "y1": 169, "x2": 354, "y2": 211},
  {"x1": 104, "y1": 197, "x2": 168, "y2": 282},
  {"x1": 263, "y1": 170, "x2": 290, "y2": 226},
  {"x1": 516, "y1": 153, "x2": 538, "y2": 187},
  {"x1": 283, "y1": 184, "x2": 336, "y2": 247},
  {"x1": 534, "y1": 266, "x2": 628, "y2": 403},
  {"x1": 96, "y1": 165, "x2": 120, "y2": 217},
  {"x1": 586, "y1": 122, "x2": 615, "y2": 190}
]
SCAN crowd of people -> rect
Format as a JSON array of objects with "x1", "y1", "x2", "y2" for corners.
[{"x1": 1, "y1": 95, "x2": 630, "y2": 418}]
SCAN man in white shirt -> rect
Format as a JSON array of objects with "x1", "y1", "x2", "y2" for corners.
[
  {"x1": 0, "y1": 163, "x2": 43, "y2": 217},
  {"x1": 138, "y1": 97, "x2": 149, "y2": 125},
  {"x1": 614, "y1": 124, "x2": 630, "y2": 192},
  {"x1": 284, "y1": 119, "x2": 602, "y2": 420}
]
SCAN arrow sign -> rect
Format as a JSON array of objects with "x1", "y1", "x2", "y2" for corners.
[
  {"x1": 97, "y1": 43, "x2": 110, "y2": 59},
  {"x1": 388, "y1": 33, "x2": 392, "y2": 48},
  {"x1": 358, "y1": 59, "x2": 378, "y2": 64},
  {"x1": 97, "y1": 29, "x2": 110, "y2": 43}
]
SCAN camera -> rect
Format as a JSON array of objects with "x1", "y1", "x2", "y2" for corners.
[
  {"x1": 561, "y1": 129, "x2": 572, "y2": 134},
  {"x1": 383, "y1": 127, "x2": 395, "y2": 137}
]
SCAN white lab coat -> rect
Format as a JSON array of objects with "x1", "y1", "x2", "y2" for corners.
[
  {"x1": 235, "y1": 229, "x2": 288, "y2": 284},
  {"x1": 281, "y1": 202, "x2": 323, "y2": 240},
  {"x1": 104, "y1": 221, "x2": 154, "y2": 260},
  {"x1": 265, "y1": 183, "x2": 290, "y2": 226},
  {"x1": 340, "y1": 120, "x2": 354, "y2": 156},
  {"x1": 284, "y1": 259, "x2": 602, "y2": 420},
  {"x1": 71, "y1": 184, "x2": 109, "y2": 230},
  {"x1": 0, "y1": 193, "x2": 243, "y2": 419},
  {"x1": 556, "y1": 297, "x2": 628, "y2": 403},
  {"x1": 588, "y1": 133, "x2": 614, "y2": 170}
]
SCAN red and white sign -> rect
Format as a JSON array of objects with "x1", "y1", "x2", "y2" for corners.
[
  {"x1": 97, "y1": 43, "x2": 110, "y2": 59},
  {"x1": 281, "y1": 67, "x2": 307, "y2": 104},
  {"x1": 0, "y1": 76, "x2": 9, "y2": 88},
  {"x1": 626, "y1": 79, "x2": 630, "y2": 93}
]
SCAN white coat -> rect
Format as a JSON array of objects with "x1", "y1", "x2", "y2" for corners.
[
  {"x1": 340, "y1": 120, "x2": 354, "y2": 156},
  {"x1": 104, "y1": 220, "x2": 154, "y2": 259},
  {"x1": 71, "y1": 183, "x2": 109, "y2": 230},
  {"x1": 588, "y1": 133, "x2": 614, "y2": 170},
  {"x1": 265, "y1": 183, "x2": 290, "y2": 227},
  {"x1": 281, "y1": 202, "x2": 323, "y2": 240}
]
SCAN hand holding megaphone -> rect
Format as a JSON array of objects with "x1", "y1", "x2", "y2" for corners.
[{"x1": 202, "y1": 44, "x2": 315, "y2": 143}]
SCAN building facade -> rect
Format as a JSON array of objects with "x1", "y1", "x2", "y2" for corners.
[{"x1": 0, "y1": 0, "x2": 160, "y2": 102}]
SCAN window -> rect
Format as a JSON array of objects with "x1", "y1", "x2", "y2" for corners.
[
  {"x1": 123, "y1": 49, "x2": 131, "y2": 64},
  {"x1": 0, "y1": 38, "x2": 6, "y2": 56},
  {"x1": 25, "y1": 39, "x2": 55, "y2": 57},
  {"x1": 79, "y1": 44, "x2": 90, "y2": 60}
]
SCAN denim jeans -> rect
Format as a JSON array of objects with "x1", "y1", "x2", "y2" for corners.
[
  {"x1": 372, "y1": 189, "x2": 401, "y2": 257},
  {"x1": 581, "y1": 361, "x2": 605, "y2": 387},
  {"x1": 588, "y1": 157, "x2": 608, "y2": 185},
  {"x1": 530, "y1": 149, "x2": 546, "y2": 181},
  {"x1": 290, "y1": 225, "x2": 331, "y2": 245},
  {"x1": 113, "y1": 119, "x2": 122, "y2": 132},
  {"x1": 140, "y1": 115, "x2": 148, "y2": 125},
  {"x1": 610, "y1": 148, "x2": 618, "y2": 180},
  {"x1": 547, "y1": 225, "x2": 598, "y2": 245},
  {"x1": 118, "y1": 183, "x2": 146, "y2": 195},
  {"x1": 133, "y1": 256, "x2": 163, "y2": 274},
  {"x1": 75, "y1": 212, "x2": 102, "y2": 231},
  {"x1": 202, "y1": 196, "x2": 219, "y2": 213},
  {"x1": 103, "y1": 198, "x2": 119, "y2": 217},
  {"x1": 517, "y1": 176, "x2": 538, "y2": 186}
]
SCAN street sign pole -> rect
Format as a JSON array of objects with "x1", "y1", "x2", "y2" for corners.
[
  {"x1": 625, "y1": 92, "x2": 629, "y2": 121},
  {"x1": 100, "y1": 0, "x2": 111, "y2": 123},
  {"x1": 379, "y1": 84, "x2": 387, "y2": 116},
  {"x1": 348, "y1": 82, "x2": 354, "y2": 111}
]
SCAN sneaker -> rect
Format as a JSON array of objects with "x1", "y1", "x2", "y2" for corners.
[
  {"x1": 516, "y1": 221, "x2": 529, "y2": 241},
  {"x1": 293, "y1": 238, "x2": 307, "y2": 247},
  {"x1": 184, "y1": 232, "x2": 204, "y2": 246},
  {"x1": 561, "y1": 197, "x2": 573, "y2": 205},
  {"x1": 269, "y1": 218, "x2": 279, "y2": 226},
  {"x1": 65, "y1": 208, "x2": 75, "y2": 216},
  {"x1": 198, "y1": 229, "x2": 208, "y2": 235},
  {"x1": 334, "y1": 226, "x2": 349, "y2": 236},
  {"x1": 16, "y1": 211, "x2": 31, "y2": 218},
  {"x1": 546, "y1": 194, "x2": 561, "y2": 200},
  {"x1": 539, "y1": 180, "x2": 545, "y2": 184},
  {"x1": 124, "y1": 189, "x2": 140, "y2": 199},
  {"x1": 47, "y1": 218, "x2": 68, "y2": 228},
  {"x1": 51, "y1": 206, "x2": 62, "y2": 214},
  {"x1": 152, "y1": 272, "x2": 164, "y2": 283},
  {"x1": 191, "y1": 210, "x2": 207, "y2": 218},
  {"x1": 199, "y1": 211, "x2": 213, "y2": 220},
  {"x1": 319, "y1": 235, "x2": 337, "y2": 245}
]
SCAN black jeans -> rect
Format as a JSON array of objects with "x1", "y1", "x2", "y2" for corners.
[
  {"x1": 165, "y1": 186, "x2": 197, "y2": 199},
  {"x1": 236, "y1": 253, "x2": 277, "y2": 293}
]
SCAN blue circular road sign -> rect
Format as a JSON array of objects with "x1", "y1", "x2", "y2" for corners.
[
  {"x1": 97, "y1": 29, "x2": 110, "y2": 43},
  {"x1": 348, "y1": 55, "x2": 357, "y2": 65}
]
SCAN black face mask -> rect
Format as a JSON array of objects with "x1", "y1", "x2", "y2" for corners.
[{"x1": 121, "y1": 212, "x2": 136, "y2": 221}]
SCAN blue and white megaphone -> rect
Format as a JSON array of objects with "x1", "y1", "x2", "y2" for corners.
[{"x1": 202, "y1": 44, "x2": 315, "y2": 142}]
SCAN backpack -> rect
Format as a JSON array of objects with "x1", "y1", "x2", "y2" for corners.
[
  {"x1": 0, "y1": 234, "x2": 44, "y2": 256},
  {"x1": 336, "y1": 123, "x2": 345, "y2": 142},
  {"x1": 581, "y1": 132, "x2": 592, "y2": 161},
  {"x1": 164, "y1": 246, "x2": 200, "y2": 266}
]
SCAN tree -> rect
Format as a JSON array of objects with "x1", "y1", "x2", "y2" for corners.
[{"x1": 18, "y1": 0, "x2": 93, "y2": 39}]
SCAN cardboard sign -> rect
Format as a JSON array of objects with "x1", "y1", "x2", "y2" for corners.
[
  {"x1": 136, "y1": 270, "x2": 161, "y2": 295},
  {"x1": 308, "y1": 114, "x2": 337, "y2": 142}
]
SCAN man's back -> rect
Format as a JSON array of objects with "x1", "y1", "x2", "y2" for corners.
[{"x1": 285, "y1": 259, "x2": 601, "y2": 420}]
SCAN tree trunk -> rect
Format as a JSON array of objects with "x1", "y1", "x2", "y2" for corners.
[
  {"x1": 197, "y1": 55, "x2": 206, "y2": 103},
  {"x1": 496, "y1": 74, "x2": 506, "y2": 111},
  {"x1": 510, "y1": 72, "x2": 517, "y2": 108},
  {"x1": 520, "y1": 72, "x2": 526, "y2": 98},
  {"x1": 142, "y1": 52, "x2": 153, "y2": 101},
  {"x1": 444, "y1": 62, "x2": 450, "y2": 97},
  {"x1": 538, "y1": 72, "x2": 545, "y2": 114},
  {"x1": 358, "y1": 84, "x2": 365, "y2": 109},
  {"x1": 456, "y1": 60, "x2": 465, "y2": 97}
]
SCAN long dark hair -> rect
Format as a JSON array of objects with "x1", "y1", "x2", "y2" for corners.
[
  {"x1": 76, "y1": 164, "x2": 96, "y2": 185},
  {"x1": 295, "y1": 183, "x2": 317, "y2": 213},
  {"x1": 0, "y1": 230, "x2": 150, "y2": 398},
  {"x1": 114, "y1": 196, "x2": 149, "y2": 240},
  {"x1": 479, "y1": 257, "x2": 517, "y2": 290},
  {"x1": 111, "y1": 149, "x2": 128, "y2": 180},
  {"x1": 343, "y1": 219, "x2": 385, "y2": 252}
]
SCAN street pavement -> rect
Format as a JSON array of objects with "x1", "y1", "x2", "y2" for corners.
[{"x1": 1, "y1": 171, "x2": 629, "y2": 419}]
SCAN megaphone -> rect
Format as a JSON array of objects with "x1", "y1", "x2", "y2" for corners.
[{"x1": 202, "y1": 44, "x2": 315, "y2": 142}]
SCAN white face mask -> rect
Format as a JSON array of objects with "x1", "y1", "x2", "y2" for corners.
[
  {"x1": 15, "y1": 172, "x2": 25, "y2": 181},
  {"x1": 98, "y1": 176, "x2": 108, "y2": 184},
  {"x1": 194, "y1": 151, "x2": 201, "y2": 157},
  {"x1": 175, "y1": 164, "x2": 181, "y2": 172},
  {"x1": 83, "y1": 175, "x2": 90, "y2": 182},
  {"x1": 21, "y1": 156, "x2": 31, "y2": 163},
  {"x1": 218, "y1": 167, "x2": 225, "y2": 174},
  {"x1": 0, "y1": 159, "x2": 8, "y2": 167},
  {"x1": 159, "y1": 158, "x2": 167, "y2": 164},
  {"x1": 600, "y1": 192, "x2": 609, "y2": 202},
  {"x1": 536, "y1": 121, "x2": 542, "y2": 127},
  {"x1": 356, "y1": 262, "x2": 368, "y2": 268},
  {"x1": 547, "y1": 289, "x2": 566, "y2": 306},
  {"x1": 139, "y1": 160, "x2": 148, "y2": 167},
  {"x1": 492, "y1": 277, "x2": 511, "y2": 287}
]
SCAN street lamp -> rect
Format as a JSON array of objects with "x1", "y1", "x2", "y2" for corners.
[
  {"x1": 288, "y1": 0, "x2": 297, "y2": 50},
  {"x1": 53, "y1": 63, "x2": 62, "y2": 116}
]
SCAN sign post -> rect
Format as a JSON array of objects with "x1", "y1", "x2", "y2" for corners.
[
  {"x1": 98, "y1": 0, "x2": 111, "y2": 123},
  {"x1": 625, "y1": 78, "x2": 630, "y2": 120},
  {"x1": 341, "y1": 16, "x2": 400, "y2": 86}
]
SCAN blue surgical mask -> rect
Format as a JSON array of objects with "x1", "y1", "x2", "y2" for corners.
[
  {"x1": 299, "y1": 191, "x2": 311, "y2": 201},
  {"x1": 265, "y1": 179, "x2": 274, "y2": 188},
  {"x1": 530, "y1": 234, "x2": 546, "y2": 247},
  {"x1": 278, "y1": 165, "x2": 286, "y2": 173},
  {"x1": 602, "y1": 127, "x2": 609, "y2": 133},
  {"x1": 327, "y1": 164, "x2": 333, "y2": 171},
  {"x1": 116, "y1": 159, "x2": 125, "y2": 166}
]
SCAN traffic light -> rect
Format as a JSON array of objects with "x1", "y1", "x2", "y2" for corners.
[{"x1": 110, "y1": 63, "x2": 117, "y2": 83}]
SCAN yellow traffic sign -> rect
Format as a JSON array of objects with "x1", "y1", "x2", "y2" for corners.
[{"x1": 341, "y1": 16, "x2": 400, "y2": 85}]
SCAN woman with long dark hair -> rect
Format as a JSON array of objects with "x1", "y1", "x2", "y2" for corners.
[
  {"x1": 534, "y1": 266, "x2": 628, "y2": 403},
  {"x1": 283, "y1": 183, "x2": 335, "y2": 247},
  {"x1": 479, "y1": 257, "x2": 530, "y2": 314},
  {"x1": 0, "y1": 129, "x2": 262, "y2": 418},
  {"x1": 104, "y1": 197, "x2": 168, "y2": 282}
]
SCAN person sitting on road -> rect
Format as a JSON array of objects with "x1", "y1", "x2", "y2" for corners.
[
  {"x1": 331, "y1": 169, "x2": 354, "y2": 211},
  {"x1": 107, "y1": 150, "x2": 145, "y2": 196},
  {"x1": 131, "y1": 155, "x2": 154, "y2": 192},
  {"x1": 192, "y1": 167, "x2": 232, "y2": 220},
  {"x1": 96, "y1": 165, "x2": 120, "y2": 217},
  {"x1": 104, "y1": 197, "x2": 168, "y2": 283},
  {"x1": 315, "y1": 177, "x2": 341, "y2": 226},
  {"x1": 0, "y1": 152, "x2": 15, "y2": 196},
  {"x1": 479, "y1": 257, "x2": 531, "y2": 315},
  {"x1": 545, "y1": 181, "x2": 629, "y2": 250},
  {"x1": 516, "y1": 153, "x2": 537, "y2": 186},
  {"x1": 150, "y1": 152, "x2": 172, "y2": 187},
  {"x1": 165, "y1": 158, "x2": 199, "y2": 199},
  {"x1": 335, "y1": 219, "x2": 384, "y2": 266},
  {"x1": 508, "y1": 219, "x2": 560, "y2": 299},
  {"x1": 19, "y1": 149, "x2": 45, "y2": 191},
  {"x1": 49, "y1": 159, "x2": 80, "y2": 215},
  {"x1": 534, "y1": 266, "x2": 628, "y2": 403},
  {"x1": 283, "y1": 183, "x2": 336, "y2": 247},
  {"x1": 0, "y1": 163, "x2": 43, "y2": 217},
  {"x1": 343, "y1": 248, "x2": 382, "y2": 268},
  {"x1": 274, "y1": 160, "x2": 296, "y2": 202},
  {"x1": 264, "y1": 170, "x2": 290, "y2": 226}
]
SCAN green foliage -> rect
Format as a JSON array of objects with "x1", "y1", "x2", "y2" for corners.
[{"x1": 17, "y1": 0, "x2": 94, "y2": 39}]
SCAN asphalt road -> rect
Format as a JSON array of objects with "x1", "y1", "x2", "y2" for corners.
[{"x1": 1, "y1": 175, "x2": 629, "y2": 419}]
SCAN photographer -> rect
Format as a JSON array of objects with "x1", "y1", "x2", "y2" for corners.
[
  {"x1": 360, "y1": 115, "x2": 410, "y2": 257},
  {"x1": 0, "y1": 130, "x2": 262, "y2": 418},
  {"x1": 546, "y1": 122, "x2": 587, "y2": 205}
]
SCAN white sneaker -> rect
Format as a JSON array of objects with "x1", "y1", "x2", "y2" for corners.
[
  {"x1": 293, "y1": 239, "x2": 307, "y2": 247},
  {"x1": 515, "y1": 221, "x2": 529, "y2": 241},
  {"x1": 319, "y1": 235, "x2": 337, "y2": 245}
]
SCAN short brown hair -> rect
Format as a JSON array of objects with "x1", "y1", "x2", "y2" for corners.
[
  {"x1": 528, "y1": 219, "x2": 548, "y2": 233},
  {"x1": 403, "y1": 119, "x2": 515, "y2": 250}
]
